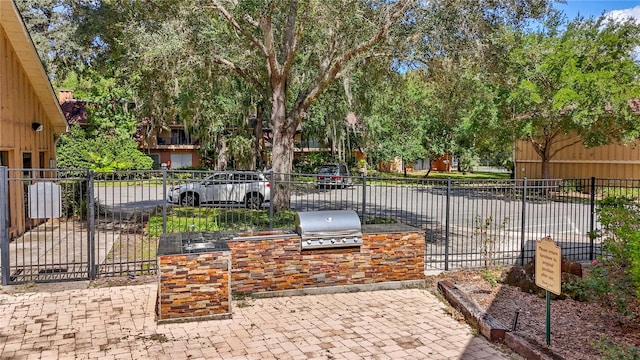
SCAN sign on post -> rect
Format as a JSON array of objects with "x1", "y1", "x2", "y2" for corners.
[
  {"x1": 535, "y1": 236, "x2": 562, "y2": 345},
  {"x1": 535, "y1": 236, "x2": 562, "y2": 295}
]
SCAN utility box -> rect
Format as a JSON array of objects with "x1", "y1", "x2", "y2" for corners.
[{"x1": 29, "y1": 181, "x2": 61, "y2": 219}]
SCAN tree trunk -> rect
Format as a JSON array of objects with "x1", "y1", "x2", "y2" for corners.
[
  {"x1": 216, "y1": 136, "x2": 228, "y2": 171},
  {"x1": 541, "y1": 157, "x2": 550, "y2": 179},
  {"x1": 270, "y1": 83, "x2": 296, "y2": 211},
  {"x1": 254, "y1": 102, "x2": 264, "y2": 170}
]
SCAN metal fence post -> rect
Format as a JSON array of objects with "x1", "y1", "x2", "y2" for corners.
[
  {"x1": 269, "y1": 171, "x2": 274, "y2": 230},
  {"x1": 361, "y1": 175, "x2": 367, "y2": 225},
  {"x1": 1, "y1": 167, "x2": 9, "y2": 285},
  {"x1": 87, "y1": 170, "x2": 96, "y2": 280},
  {"x1": 520, "y1": 177, "x2": 527, "y2": 265},
  {"x1": 162, "y1": 168, "x2": 167, "y2": 234},
  {"x1": 589, "y1": 176, "x2": 596, "y2": 260},
  {"x1": 445, "y1": 177, "x2": 451, "y2": 271}
]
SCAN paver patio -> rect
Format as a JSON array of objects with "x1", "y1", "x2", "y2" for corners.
[{"x1": 0, "y1": 284, "x2": 513, "y2": 359}]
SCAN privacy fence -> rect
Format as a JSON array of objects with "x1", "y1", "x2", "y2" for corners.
[{"x1": 1, "y1": 167, "x2": 636, "y2": 284}]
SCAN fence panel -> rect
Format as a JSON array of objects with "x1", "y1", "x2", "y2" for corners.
[
  {"x1": 1, "y1": 168, "x2": 91, "y2": 283},
  {"x1": 2, "y1": 167, "x2": 629, "y2": 283},
  {"x1": 93, "y1": 170, "x2": 161, "y2": 276}
]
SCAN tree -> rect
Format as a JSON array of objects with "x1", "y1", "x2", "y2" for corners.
[
  {"x1": 15, "y1": 0, "x2": 88, "y2": 80},
  {"x1": 197, "y1": 0, "x2": 415, "y2": 210},
  {"x1": 504, "y1": 15, "x2": 640, "y2": 178},
  {"x1": 364, "y1": 71, "x2": 426, "y2": 175},
  {"x1": 67, "y1": 0, "x2": 554, "y2": 210}
]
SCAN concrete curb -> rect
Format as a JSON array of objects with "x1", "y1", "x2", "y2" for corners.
[{"x1": 437, "y1": 279, "x2": 561, "y2": 360}]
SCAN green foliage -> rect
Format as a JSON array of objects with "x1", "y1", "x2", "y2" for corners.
[
  {"x1": 82, "y1": 72, "x2": 138, "y2": 139},
  {"x1": 293, "y1": 152, "x2": 334, "y2": 174},
  {"x1": 502, "y1": 14, "x2": 640, "y2": 177},
  {"x1": 473, "y1": 215, "x2": 509, "y2": 268},
  {"x1": 147, "y1": 208, "x2": 298, "y2": 238},
  {"x1": 56, "y1": 126, "x2": 153, "y2": 172},
  {"x1": 592, "y1": 336, "x2": 640, "y2": 360},
  {"x1": 147, "y1": 208, "x2": 220, "y2": 238},
  {"x1": 564, "y1": 197, "x2": 640, "y2": 322},
  {"x1": 559, "y1": 179, "x2": 587, "y2": 194},
  {"x1": 481, "y1": 268, "x2": 500, "y2": 287},
  {"x1": 597, "y1": 197, "x2": 640, "y2": 299},
  {"x1": 364, "y1": 71, "x2": 427, "y2": 165},
  {"x1": 15, "y1": 0, "x2": 84, "y2": 80}
]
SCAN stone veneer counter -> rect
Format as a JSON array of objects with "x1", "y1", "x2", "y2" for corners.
[
  {"x1": 227, "y1": 224, "x2": 425, "y2": 294},
  {"x1": 157, "y1": 232, "x2": 232, "y2": 323}
]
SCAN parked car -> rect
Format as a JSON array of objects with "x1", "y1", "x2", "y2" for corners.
[
  {"x1": 316, "y1": 163, "x2": 353, "y2": 188},
  {"x1": 167, "y1": 171, "x2": 270, "y2": 209}
]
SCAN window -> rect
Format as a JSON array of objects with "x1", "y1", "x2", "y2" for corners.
[
  {"x1": 0, "y1": 151, "x2": 8, "y2": 166},
  {"x1": 23, "y1": 153, "x2": 32, "y2": 177},
  {"x1": 170, "y1": 129, "x2": 192, "y2": 145},
  {"x1": 169, "y1": 153, "x2": 192, "y2": 169},
  {"x1": 233, "y1": 173, "x2": 259, "y2": 183}
]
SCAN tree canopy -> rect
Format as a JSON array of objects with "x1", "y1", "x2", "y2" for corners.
[
  {"x1": 502, "y1": 14, "x2": 640, "y2": 178},
  {"x1": 23, "y1": 0, "x2": 615, "y2": 207}
]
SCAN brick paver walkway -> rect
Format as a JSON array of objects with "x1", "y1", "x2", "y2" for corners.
[{"x1": 0, "y1": 285, "x2": 510, "y2": 359}]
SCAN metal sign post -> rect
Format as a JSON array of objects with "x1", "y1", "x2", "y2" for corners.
[{"x1": 535, "y1": 237, "x2": 562, "y2": 345}]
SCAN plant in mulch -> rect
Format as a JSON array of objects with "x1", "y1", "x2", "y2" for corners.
[
  {"x1": 473, "y1": 215, "x2": 509, "y2": 268},
  {"x1": 570, "y1": 197, "x2": 640, "y2": 320},
  {"x1": 591, "y1": 335, "x2": 640, "y2": 360},
  {"x1": 560, "y1": 196, "x2": 640, "y2": 360}
]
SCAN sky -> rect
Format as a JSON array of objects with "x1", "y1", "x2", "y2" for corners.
[{"x1": 555, "y1": 0, "x2": 640, "y2": 21}]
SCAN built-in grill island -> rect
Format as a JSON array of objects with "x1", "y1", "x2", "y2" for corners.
[
  {"x1": 157, "y1": 232, "x2": 233, "y2": 323},
  {"x1": 295, "y1": 210, "x2": 362, "y2": 250},
  {"x1": 156, "y1": 211, "x2": 426, "y2": 323}
]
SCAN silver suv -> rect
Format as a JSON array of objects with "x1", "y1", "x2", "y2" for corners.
[{"x1": 167, "y1": 171, "x2": 271, "y2": 209}]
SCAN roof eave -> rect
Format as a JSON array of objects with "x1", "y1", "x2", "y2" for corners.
[{"x1": 0, "y1": 1, "x2": 68, "y2": 133}]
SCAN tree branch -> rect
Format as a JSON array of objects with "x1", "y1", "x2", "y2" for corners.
[
  {"x1": 549, "y1": 138, "x2": 583, "y2": 159},
  {"x1": 210, "y1": 54, "x2": 266, "y2": 95},
  {"x1": 282, "y1": 0, "x2": 305, "y2": 77},
  {"x1": 260, "y1": 8, "x2": 282, "y2": 82},
  {"x1": 211, "y1": 0, "x2": 267, "y2": 56},
  {"x1": 290, "y1": 0, "x2": 413, "y2": 124}
]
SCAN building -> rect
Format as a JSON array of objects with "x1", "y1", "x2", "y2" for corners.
[
  {"x1": 1, "y1": 0, "x2": 68, "y2": 237},
  {"x1": 514, "y1": 134, "x2": 640, "y2": 179},
  {"x1": 137, "y1": 122, "x2": 201, "y2": 169}
]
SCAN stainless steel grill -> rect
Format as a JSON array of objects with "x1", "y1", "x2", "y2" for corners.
[{"x1": 295, "y1": 210, "x2": 362, "y2": 250}]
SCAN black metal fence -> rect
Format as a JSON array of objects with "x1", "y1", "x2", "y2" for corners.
[{"x1": 2, "y1": 167, "x2": 637, "y2": 284}]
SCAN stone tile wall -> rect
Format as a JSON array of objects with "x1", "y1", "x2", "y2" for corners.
[
  {"x1": 157, "y1": 251, "x2": 231, "y2": 322},
  {"x1": 228, "y1": 231, "x2": 425, "y2": 294}
]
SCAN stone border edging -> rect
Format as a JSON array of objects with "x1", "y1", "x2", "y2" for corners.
[{"x1": 437, "y1": 279, "x2": 560, "y2": 360}]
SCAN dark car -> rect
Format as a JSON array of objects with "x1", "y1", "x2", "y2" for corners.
[{"x1": 316, "y1": 163, "x2": 353, "y2": 188}]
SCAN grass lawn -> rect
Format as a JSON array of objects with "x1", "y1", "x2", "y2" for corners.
[{"x1": 372, "y1": 170, "x2": 511, "y2": 180}]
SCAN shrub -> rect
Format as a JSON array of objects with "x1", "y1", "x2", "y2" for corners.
[
  {"x1": 563, "y1": 197, "x2": 640, "y2": 321},
  {"x1": 597, "y1": 197, "x2": 640, "y2": 299},
  {"x1": 293, "y1": 152, "x2": 333, "y2": 174},
  {"x1": 57, "y1": 126, "x2": 153, "y2": 172}
]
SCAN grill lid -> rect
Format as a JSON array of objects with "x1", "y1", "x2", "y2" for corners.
[{"x1": 295, "y1": 210, "x2": 362, "y2": 249}]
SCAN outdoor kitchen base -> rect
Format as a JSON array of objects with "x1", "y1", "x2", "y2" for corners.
[
  {"x1": 156, "y1": 232, "x2": 232, "y2": 323},
  {"x1": 154, "y1": 220, "x2": 425, "y2": 322}
]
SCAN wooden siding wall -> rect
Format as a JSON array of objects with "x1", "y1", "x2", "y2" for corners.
[
  {"x1": 515, "y1": 134, "x2": 640, "y2": 179},
  {"x1": 0, "y1": 26, "x2": 58, "y2": 236}
]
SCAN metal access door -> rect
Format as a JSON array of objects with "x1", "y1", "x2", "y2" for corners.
[{"x1": 1, "y1": 168, "x2": 94, "y2": 284}]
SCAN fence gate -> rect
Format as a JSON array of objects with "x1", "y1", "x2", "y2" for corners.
[{"x1": 1, "y1": 168, "x2": 95, "y2": 284}]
